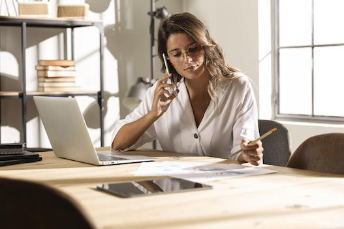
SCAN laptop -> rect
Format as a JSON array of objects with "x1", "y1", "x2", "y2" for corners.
[{"x1": 33, "y1": 96, "x2": 153, "y2": 166}]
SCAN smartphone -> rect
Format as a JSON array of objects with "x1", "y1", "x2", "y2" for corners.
[
  {"x1": 97, "y1": 178, "x2": 212, "y2": 198},
  {"x1": 162, "y1": 53, "x2": 179, "y2": 97},
  {"x1": 162, "y1": 53, "x2": 170, "y2": 75}
]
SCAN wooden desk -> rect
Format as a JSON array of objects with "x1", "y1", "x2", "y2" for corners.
[{"x1": 1, "y1": 149, "x2": 344, "y2": 229}]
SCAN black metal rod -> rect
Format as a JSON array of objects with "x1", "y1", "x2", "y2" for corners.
[
  {"x1": 21, "y1": 22, "x2": 27, "y2": 145},
  {"x1": 71, "y1": 27, "x2": 74, "y2": 60},
  {"x1": 0, "y1": 25, "x2": 1, "y2": 142},
  {"x1": 150, "y1": 0, "x2": 157, "y2": 150},
  {"x1": 99, "y1": 24, "x2": 105, "y2": 147},
  {"x1": 0, "y1": 98, "x2": 1, "y2": 143},
  {"x1": 150, "y1": 0, "x2": 155, "y2": 80}
]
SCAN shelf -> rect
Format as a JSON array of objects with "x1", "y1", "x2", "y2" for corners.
[
  {"x1": 0, "y1": 16, "x2": 102, "y2": 29},
  {"x1": 27, "y1": 90, "x2": 99, "y2": 96},
  {"x1": 0, "y1": 90, "x2": 100, "y2": 98},
  {"x1": 0, "y1": 91, "x2": 21, "y2": 98},
  {"x1": 0, "y1": 16, "x2": 105, "y2": 146}
]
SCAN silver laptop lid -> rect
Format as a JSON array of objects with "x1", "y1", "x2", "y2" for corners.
[{"x1": 34, "y1": 96, "x2": 100, "y2": 165}]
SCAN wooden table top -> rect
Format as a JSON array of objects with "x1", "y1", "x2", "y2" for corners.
[{"x1": 1, "y1": 149, "x2": 343, "y2": 229}]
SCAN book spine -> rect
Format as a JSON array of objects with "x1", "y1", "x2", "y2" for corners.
[
  {"x1": 38, "y1": 86, "x2": 80, "y2": 92},
  {"x1": 38, "y1": 82, "x2": 76, "y2": 87},
  {"x1": 38, "y1": 77, "x2": 75, "y2": 82},
  {"x1": 35, "y1": 65, "x2": 76, "y2": 71},
  {"x1": 37, "y1": 70, "x2": 76, "y2": 77},
  {"x1": 38, "y1": 60, "x2": 75, "y2": 66}
]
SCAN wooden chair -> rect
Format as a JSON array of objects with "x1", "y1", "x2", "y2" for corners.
[
  {"x1": 287, "y1": 133, "x2": 344, "y2": 175},
  {"x1": 0, "y1": 177, "x2": 97, "y2": 229},
  {"x1": 259, "y1": 119, "x2": 291, "y2": 166}
]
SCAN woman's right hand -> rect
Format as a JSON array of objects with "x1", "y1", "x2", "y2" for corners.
[{"x1": 149, "y1": 73, "x2": 178, "y2": 119}]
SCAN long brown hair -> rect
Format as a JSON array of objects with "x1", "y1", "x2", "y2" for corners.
[{"x1": 157, "y1": 12, "x2": 241, "y2": 101}]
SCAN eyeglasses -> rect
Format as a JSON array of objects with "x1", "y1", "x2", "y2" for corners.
[{"x1": 167, "y1": 43, "x2": 203, "y2": 66}]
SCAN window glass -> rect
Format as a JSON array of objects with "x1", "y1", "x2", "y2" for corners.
[
  {"x1": 314, "y1": 0, "x2": 344, "y2": 45},
  {"x1": 279, "y1": 48, "x2": 312, "y2": 115},
  {"x1": 314, "y1": 46, "x2": 344, "y2": 116},
  {"x1": 279, "y1": 0, "x2": 312, "y2": 47}
]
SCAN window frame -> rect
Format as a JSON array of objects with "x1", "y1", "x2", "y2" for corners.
[{"x1": 273, "y1": 0, "x2": 344, "y2": 123}]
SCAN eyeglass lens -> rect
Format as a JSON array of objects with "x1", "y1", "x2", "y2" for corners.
[{"x1": 168, "y1": 44, "x2": 203, "y2": 66}]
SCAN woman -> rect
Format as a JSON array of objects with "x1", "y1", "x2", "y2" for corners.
[{"x1": 112, "y1": 12, "x2": 263, "y2": 165}]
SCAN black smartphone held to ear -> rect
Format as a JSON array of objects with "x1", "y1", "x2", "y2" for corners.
[{"x1": 97, "y1": 178, "x2": 212, "y2": 198}]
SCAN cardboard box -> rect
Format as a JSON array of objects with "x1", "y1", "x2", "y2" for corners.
[
  {"x1": 18, "y1": 2, "x2": 49, "y2": 16},
  {"x1": 57, "y1": 4, "x2": 89, "y2": 18}
]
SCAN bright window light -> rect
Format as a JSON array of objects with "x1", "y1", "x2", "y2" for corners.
[{"x1": 276, "y1": 0, "x2": 344, "y2": 121}]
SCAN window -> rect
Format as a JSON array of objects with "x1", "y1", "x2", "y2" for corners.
[{"x1": 275, "y1": 0, "x2": 344, "y2": 121}]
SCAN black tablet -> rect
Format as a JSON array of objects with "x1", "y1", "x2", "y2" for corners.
[{"x1": 97, "y1": 178, "x2": 212, "y2": 198}]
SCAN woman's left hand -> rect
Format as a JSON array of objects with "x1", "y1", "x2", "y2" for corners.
[{"x1": 238, "y1": 139, "x2": 264, "y2": 166}]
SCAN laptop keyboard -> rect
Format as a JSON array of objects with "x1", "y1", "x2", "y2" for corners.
[{"x1": 98, "y1": 154, "x2": 127, "y2": 162}]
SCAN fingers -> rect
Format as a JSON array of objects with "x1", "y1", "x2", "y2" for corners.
[
  {"x1": 241, "y1": 138, "x2": 262, "y2": 150},
  {"x1": 157, "y1": 73, "x2": 172, "y2": 84},
  {"x1": 157, "y1": 73, "x2": 178, "y2": 88},
  {"x1": 156, "y1": 87, "x2": 174, "y2": 101},
  {"x1": 157, "y1": 83, "x2": 175, "y2": 91},
  {"x1": 154, "y1": 74, "x2": 178, "y2": 101},
  {"x1": 154, "y1": 82, "x2": 177, "y2": 109},
  {"x1": 151, "y1": 73, "x2": 178, "y2": 117},
  {"x1": 155, "y1": 73, "x2": 177, "y2": 93},
  {"x1": 243, "y1": 155, "x2": 260, "y2": 166},
  {"x1": 241, "y1": 139, "x2": 264, "y2": 166},
  {"x1": 242, "y1": 151, "x2": 262, "y2": 166}
]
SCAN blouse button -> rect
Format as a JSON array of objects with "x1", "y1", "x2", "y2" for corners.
[{"x1": 194, "y1": 133, "x2": 198, "y2": 139}]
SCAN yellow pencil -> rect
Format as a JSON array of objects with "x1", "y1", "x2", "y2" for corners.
[{"x1": 229, "y1": 128, "x2": 277, "y2": 159}]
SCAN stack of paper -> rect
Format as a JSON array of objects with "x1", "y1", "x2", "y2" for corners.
[{"x1": 132, "y1": 161, "x2": 277, "y2": 182}]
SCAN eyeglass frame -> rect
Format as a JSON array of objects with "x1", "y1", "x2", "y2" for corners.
[{"x1": 166, "y1": 43, "x2": 204, "y2": 66}]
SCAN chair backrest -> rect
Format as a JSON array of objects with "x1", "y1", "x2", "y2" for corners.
[
  {"x1": 258, "y1": 119, "x2": 291, "y2": 166},
  {"x1": 287, "y1": 133, "x2": 344, "y2": 175},
  {"x1": 0, "y1": 177, "x2": 97, "y2": 229}
]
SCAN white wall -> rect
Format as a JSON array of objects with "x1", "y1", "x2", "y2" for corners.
[
  {"x1": 280, "y1": 121, "x2": 344, "y2": 152},
  {"x1": 183, "y1": 0, "x2": 259, "y2": 102}
]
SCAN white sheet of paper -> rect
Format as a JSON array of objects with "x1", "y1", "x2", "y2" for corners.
[{"x1": 132, "y1": 161, "x2": 277, "y2": 182}]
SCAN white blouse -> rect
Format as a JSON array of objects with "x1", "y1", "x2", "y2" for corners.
[{"x1": 112, "y1": 76, "x2": 259, "y2": 160}]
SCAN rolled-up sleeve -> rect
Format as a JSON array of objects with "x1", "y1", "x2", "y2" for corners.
[
  {"x1": 231, "y1": 78, "x2": 260, "y2": 160},
  {"x1": 111, "y1": 84, "x2": 157, "y2": 150}
]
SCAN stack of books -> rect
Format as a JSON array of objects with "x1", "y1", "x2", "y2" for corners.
[
  {"x1": 0, "y1": 143, "x2": 42, "y2": 167},
  {"x1": 36, "y1": 60, "x2": 79, "y2": 92}
]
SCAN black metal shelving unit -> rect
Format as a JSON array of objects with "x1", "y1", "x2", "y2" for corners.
[{"x1": 0, "y1": 16, "x2": 105, "y2": 150}]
